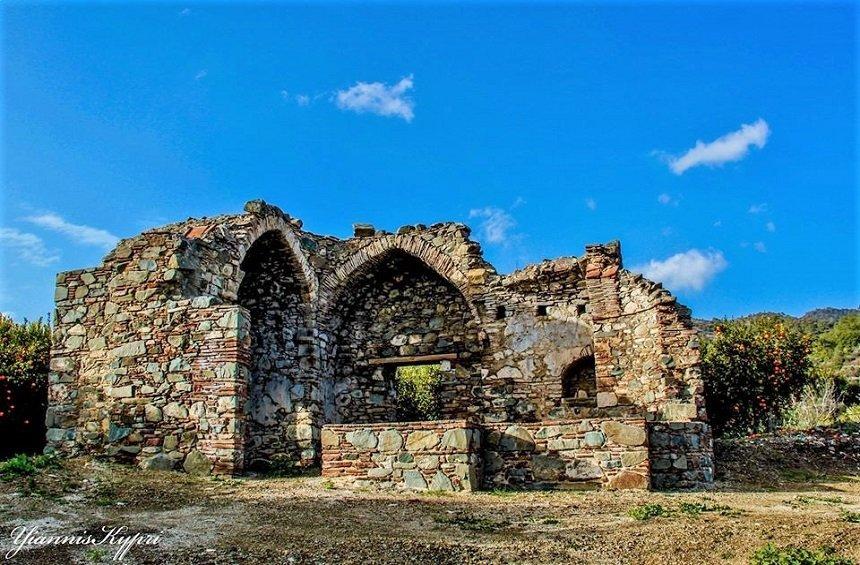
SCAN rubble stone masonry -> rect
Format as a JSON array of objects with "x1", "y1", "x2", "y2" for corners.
[{"x1": 47, "y1": 200, "x2": 713, "y2": 489}]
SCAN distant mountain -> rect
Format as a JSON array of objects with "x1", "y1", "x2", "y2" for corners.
[{"x1": 694, "y1": 307, "x2": 858, "y2": 333}]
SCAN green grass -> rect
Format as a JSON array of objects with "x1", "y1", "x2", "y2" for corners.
[
  {"x1": 842, "y1": 511, "x2": 860, "y2": 523},
  {"x1": 84, "y1": 547, "x2": 109, "y2": 563},
  {"x1": 627, "y1": 503, "x2": 666, "y2": 520},
  {"x1": 750, "y1": 543, "x2": 854, "y2": 565},
  {"x1": 0, "y1": 453, "x2": 58, "y2": 479}
]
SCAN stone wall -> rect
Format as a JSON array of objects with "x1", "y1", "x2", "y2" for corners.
[
  {"x1": 649, "y1": 421, "x2": 714, "y2": 489},
  {"x1": 46, "y1": 200, "x2": 714, "y2": 489},
  {"x1": 321, "y1": 420, "x2": 481, "y2": 491},
  {"x1": 482, "y1": 419, "x2": 649, "y2": 490}
]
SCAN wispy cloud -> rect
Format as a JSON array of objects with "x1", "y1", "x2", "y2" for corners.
[
  {"x1": 24, "y1": 212, "x2": 119, "y2": 249},
  {"x1": 0, "y1": 228, "x2": 58, "y2": 266},
  {"x1": 657, "y1": 193, "x2": 680, "y2": 206},
  {"x1": 585, "y1": 198, "x2": 597, "y2": 211},
  {"x1": 335, "y1": 74, "x2": 415, "y2": 122},
  {"x1": 179, "y1": 8, "x2": 191, "y2": 16},
  {"x1": 633, "y1": 249, "x2": 728, "y2": 292},
  {"x1": 194, "y1": 69, "x2": 208, "y2": 81},
  {"x1": 469, "y1": 207, "x2": 517, "y2": 245},
  {"x1": 660, "y1": 118, "x2": 770, "y2": 175},
  {"x1": 753, "y1": 241, "x2": 767, "y2": 253},
  {"x1": 765, "y1": 221, "x2": 776, "y2": 233},
  {"x1": 748, "y1": 203, "x2": 768, "y2": 214}
]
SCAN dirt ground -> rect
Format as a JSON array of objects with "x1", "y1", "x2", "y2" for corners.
[{"x1": 2, "y1": 435, "x2": 860, "y2": 564}]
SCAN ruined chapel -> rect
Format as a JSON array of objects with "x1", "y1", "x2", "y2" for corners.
[{"x1": 46, "y1": 200, "x2": 714, "y2": 490}]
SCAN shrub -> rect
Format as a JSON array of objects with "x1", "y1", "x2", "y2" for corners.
[
  {"x1": 395, "y1": 364, "x2": 443, "y2": 421},
  {"x1": 783, "y1": 378, "x2": 844, "y2": 430},
  {"x1": 812, "y1": 314, "x2": 860, "y2": 381},
  {"x1": 0, "y1": 315, "x2": 52, "y2": 458},
  {"x1": 702, "y1": 316, "x2": 813, "y2": 436},
  {"x1": 0, "y1": 453, "x2": 57, "y2": 479},
  {"x1": 627, "y1": 503, "x2": 666, "y2": 520},
  {"x1": 750, "y1": 543, "x2": 854, "y2": 565}
]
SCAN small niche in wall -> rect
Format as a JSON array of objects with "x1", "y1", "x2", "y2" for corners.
[
  {"x1": 562, "y1": 356, "x2": 597, "y2": 406},
  {"x1": 495, "y1": 305, "x2": 506, "y2": 320},
  {"x1": 576, "y1": 304, "x2": 587, "y2": 316},
  {"x1": 536, "y1": 305, "x2": 548, "y2": 317}
]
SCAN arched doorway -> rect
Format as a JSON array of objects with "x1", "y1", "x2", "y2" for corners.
[
  {"x1": 237, "y1": 230, "x2": 314, "y2": 469},
  {"x1": 327, "y1": 250, "x2": 482, "y2": 424},
  {"x1": 561, "y1": 355, "x2": 597, "y2": 407}
]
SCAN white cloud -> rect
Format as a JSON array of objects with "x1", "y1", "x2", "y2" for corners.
[
  {"x1": 748, "y1": 203, "x2": 768, "y2": 214},
  {"x1": 754, "y1": 241, "x2": 767, "y2": 253},
  {"x1": 179, "y1": 8, "x2": 191, "y2": 16},
  {"x1": 335, "y1": 75, "x2": 415, "y2": 122},
  {"x1": 585, "y1": 198, "x2": 597, "y2": 211},
  {"x1": 295, "y1": 94, "x2": 310, "y2": 107},
  {"x1": 195, "y1": 69, "x2": 207, "y2": 81},
  {"x1": 663, "y1": 118, "x2": 770, "y2": 175},
  {"x1": 469, "y1": 207, "x2": 516, "y2": 245},
  {"x1": 713, "y1": 220, "x2": 722, "y2": 228},
  {"x1": 657, "y1": 193, "x2": 672, "y2": 205},
  {"x1": 0, "y1": 228, "x2": 58, "y2": 266},
  {"x1": 25, "y1": 212, "x2": 119, "y2": 249},
  {"x1": 633, "y1": 249, "x2": 728, "y2": 292},
  {"x1": 765, "y1": 221, "x2": 776, "y2": 233}
]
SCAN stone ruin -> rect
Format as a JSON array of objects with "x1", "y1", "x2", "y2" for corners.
[{"x1": 46, "y1": 200, "x2": 714, "y2": 490}]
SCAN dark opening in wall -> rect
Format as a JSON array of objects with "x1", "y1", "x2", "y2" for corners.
[
  {"x1": 577, "y1": 304, "x2": 587, "y2": 316},
  {"x1": 536, "y1": 305, "x2": 548, "y2": 317},
  {"x1": 495, "y1": 306, "x2": 506, "y2": 320},
  {"x1": 561, "y1": 356, "x2": 597, "y2": 405}
]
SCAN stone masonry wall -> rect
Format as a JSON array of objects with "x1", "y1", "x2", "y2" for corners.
[
  {"x1": 482, "y1": 418, "x2": 650, "y2": 490},
  {"x1": 47, "y1": 200, "x2": 713, "y2": 489},
  {"x1": 321, "y1": 420, "x2": 481, "y2": 491}
]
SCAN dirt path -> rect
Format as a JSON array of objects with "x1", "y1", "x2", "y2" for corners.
[{"x1": 1, "y1": 456, "x2": 859, "y2": 564}]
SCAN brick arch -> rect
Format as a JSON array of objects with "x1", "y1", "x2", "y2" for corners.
[
  {"x1": 233, "y1": 215, "x2": 319, "y2": 304},
  {"x1": 318, "y1": 235, "x2": 478, "y2": 321}
]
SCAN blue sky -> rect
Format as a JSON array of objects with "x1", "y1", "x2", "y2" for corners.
[{"x1": 1, "y1": 2, "x2": 856, "y2": 321}]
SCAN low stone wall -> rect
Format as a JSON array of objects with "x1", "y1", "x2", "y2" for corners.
[
  {"x1": 321, "y1": 420, "x2": 481, "y2": 491},
  {"x1": 482, "y1": 418, "x2": 650, "y2": 490},
  {"x1": 648, "y1": 421, "x2": 714, "y2": 489}
]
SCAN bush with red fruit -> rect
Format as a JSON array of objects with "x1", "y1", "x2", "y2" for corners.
[
  {"x1": 703, "y1": 315, "x2": 813, "y2": 437},
  {"x1": 0, "y1": 314, "x2": 51, "y2": 458}
]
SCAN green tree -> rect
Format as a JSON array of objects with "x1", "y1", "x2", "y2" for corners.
[
  {"x1": 702, "y1": 315, "x2": 813, "y2": 436},
  {"x1": 812, "y1": 314, "x2": 860, "y2": 381},
  {"x1": 0, "y1": 314, "x2": 52, "y2": 457},
  {"x1": 395, "y1": 364, "x2": 442, "y2": 421}
]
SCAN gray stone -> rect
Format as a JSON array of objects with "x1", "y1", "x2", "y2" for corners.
[
  {"x1": 182, "y1": 450, "x2": 212, "y2": 476},
  {"x1": 367, "y1": 467, "x2": 393, "y2": 478},
  {"x1": 378, "y1": 429, "x2": 403, "y2": 452},
  {"x1": 620, "y1": 450, "x2": 648, "y2": 467},
  {"x1": 583, "y1": 431, "x2": 605, "y2": 447},
  {"x1": 565, "y1": 459, "x2": 604, "y2": 481},
  {"x1": 163, "y1": 402, "x2": 188, "y2": 420},
  {"x1": 403, "y1": 470, "x2": 428, "y2": 490},
  {"x1": 441, "y1": 428, "x2": 468, "y2": 451},
  {"x1": 346, "y1": 429, "x2": 378, "y2": 451},
  {"x1": 144, "y1": 404, "x2": 163, "y2": 422},
  {"x1": 107, "y1": 423, "x2": 132, "y2": 443},
  {"x1": 601, "y1": 421, "x2": 646, "y2": 447},
  {"x1": 140, "y1": 454, "x2": 174, "y2": 471},
  {"x1": 498, "y1": 425, "x2": 535, "y2": 451},
  {"x1": 596, "y1": 392, "x2": 618, "y2": 408},
  {"x1": 532, "y1": 454, "x2": 567, "y2": 481},
  {"x1": 405, "y1": 430, "x2": 439, "y2": 451},
  {"x1": 429, "y1": 471, "x2": 454, "y2": 491}
]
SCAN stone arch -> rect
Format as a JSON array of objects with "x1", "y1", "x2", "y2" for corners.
[
  {"x1": 561, "y1": 354, "x2": 597, "y2": 406},
  {"x1": 237, "y1": 229, "x2": 318, "y2": 469},
  {"x1": 325, "y1": 247, "x2": 484, "y2": 424},
  {"x1": 319, "y1": 234, "x2": 477, "y2": 322},
  {"x1": 233, "y1": 215, "x2": 319, "y2": 305}
]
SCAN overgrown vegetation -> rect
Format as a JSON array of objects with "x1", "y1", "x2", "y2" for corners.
[
  {"x1": 395, "y1": 364, "x2": 443, "y2": 421},
  {"x1": 0, "y1": 314, "x2": 51, "y2": 458},
  {"x1": 0, "y1": 453, "x2": 58, "y2": 479},
  {"x1": 702, "y1": 316, "x2": 813, "y2": 436},
  {"x1": 750, "y1": 543, "x2": 854, "y2": 565},
  {"x1": 627, "y1": 503, "x2": 666, "y2": 520}
]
